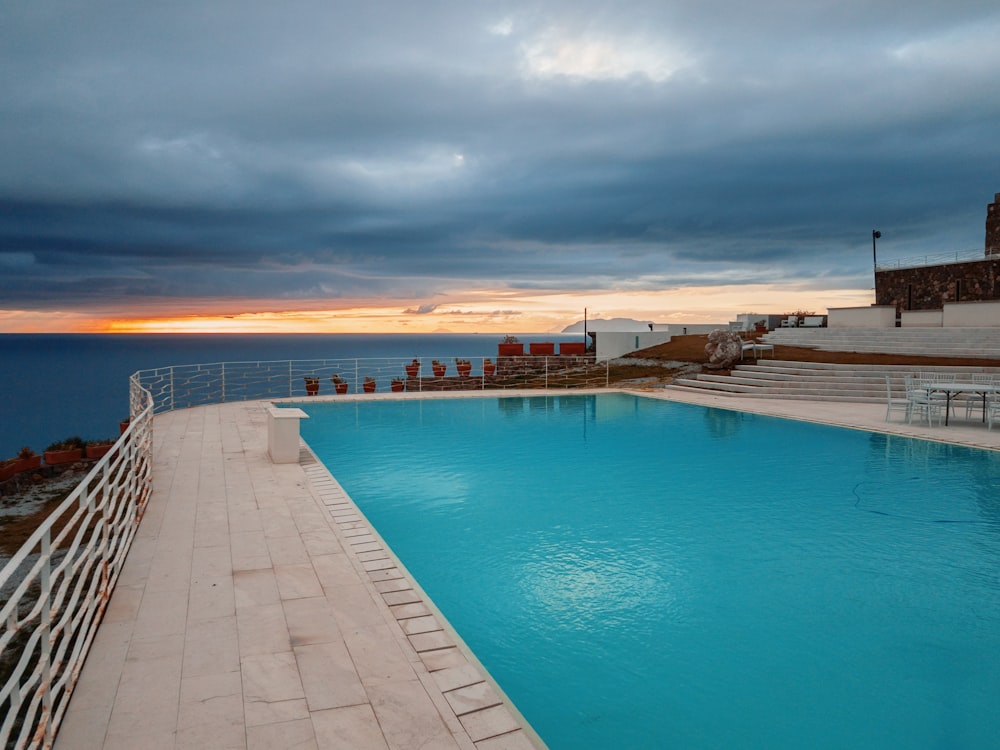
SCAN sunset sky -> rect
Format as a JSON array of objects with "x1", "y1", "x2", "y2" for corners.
[{"x1": 2, "y1": 1, "x2": 998, "y2": 333}]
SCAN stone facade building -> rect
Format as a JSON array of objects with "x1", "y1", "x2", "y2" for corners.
[{"x1": 875, "y1": 192, "x2": 1000, "y2": 317}]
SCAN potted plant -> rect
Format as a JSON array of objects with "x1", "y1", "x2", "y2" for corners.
[
  {"x1": 44, "y1": 436, "x2": 85, "y2": 465},
  {"x1": 331, "y1": 374, "x2": 349, "y2": 394},
  {"x1": 405, "y1": 359, "x2": 420, "y2": 378},
  {"x1": 529, "y1": 342, "x2": 555, "y2": 356},
  {"x1": 119, "y1": 417, "x2": 131, "y2": 434},
  {"x1": 483, "y1": 358, "x2": 496, "y2": 376},
  {"x1": 498, "y1": 334, "x2": 523, "y2": 357},
  {"x1": 455, "y1": 358, "x2": 472, "y2": 377},
  {"x1": 85, "y1": 438, "x2": 116, "y2": 460},
  {"x1": 0, "y1": 446, "x2": 36, "y2": 481},
  {"x1": 390, "y1": 377, "x2": 405, "y2": 392},
  {"x1": 432, "y1": 360, "x2": 447, "y2": 377},
  {"x1": 304, "y1": 376, "x2": 320, "y2": 396},
  {"x1": 363, "y1": 376, "x2": 377, "y2": 393},
  {"x1": 0, "y1": 456, "x2": 18, "y2": 482}
]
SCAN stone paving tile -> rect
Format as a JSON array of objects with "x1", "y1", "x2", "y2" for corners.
[
  {"x1": 311, "y1": 551, "x2": 362, "y2": 588},
  {"x1": 419, "y1": 647, "x2": 469, "y2": 673},
  {"x1": 343, "y1": 623, "x2": 418, "y2": 687},
  {"x1": 389, "y1": 601, "x2": 432, "y2": 618},
  {"x1": 230, "y1": 529, "x2": 272, "y2": 571},
  {"x1": 176, "y1": 672, "x2": 245, "y2": 749},
  {"x1": 369, "y1": 679, "x2": 463, "y2": 750},
  {"x1": 105, "y1": 650, "x2": 182, "y2": 737},
  {"x1": 475, "y1": 731, "x2": 538, "y2": 750},
  {"x1": 241, "y1": 651, "x2": 308, "y2": 727},
  {"x1": 235, "y1": 601, "x2": 291, "y2": 656},
  {"x1": 458, "y1": 706, "x2": 524, "y2": 744},
  {"x1": 274, "y1": 562, "x2": 325, "y2": 600},
  {"x1": 134, "y1": 588, "x2": 189, "y2": 639},
  {"x1": 399, "y1": 614, "x2": 442, "y2": 636},
  {"x1": 246, "y1": 718, "x2": 318, "y2": 750},
  {"x1": 431, "y1": 663, "x2": 487, "y2": 693},
  {"x1": 310, "y1": 705, "x2": 389, "y2": 749},
  {"x1": 363, "y1": 558, "x2": 397, "y2": 572},
  {"x1": 233, "y1": 568, "x2": 280, "y2": 608},
  {"x1": 266, "y1": 533, "x2": 311, "y2": 565},
  {"x1": 182, "y1": 615, "x2": 240, "y2": 677},
  {"x1": 282, "y1": 595, "x2": 343, "y2": 646},
  {"x1": 357, "y1": 549, "x2": 390, "y2": 562},
  {"x1": 408, "y1": 630, "x2": 455, "y2": 652},
  {"x1": 294, "y1": 641, "x2": 368, "y2": 711},
  {"x1": 373, "y1": 578, "x2": 415, "y2": 594},
  {"x1": 445, "y1": 682, "x2": 503, "y2": 716}
]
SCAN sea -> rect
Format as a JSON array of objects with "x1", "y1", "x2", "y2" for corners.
[{"x1": 0, "y1": 333, "x2": 583, "y2": 460}]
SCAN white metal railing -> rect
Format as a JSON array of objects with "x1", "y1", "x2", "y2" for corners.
[
  {"x1": 135, "y1": 355, "x2": 609, "y2": 413},
  {"x1": 876, "y1": 248, "x2": 997, "y2": 271},
  {"x1": 0, "y1": 375, "x2": 153, "y2": 750}
]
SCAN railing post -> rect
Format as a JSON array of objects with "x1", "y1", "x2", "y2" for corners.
[
  {"x1": 40, "y1": 528, "x2": 53, "y2": 745},
  {"x1": 289, "y1": 361, "x2": 293, "y2": 397},
  {"x1": 544, "y1": 356, "x2": 549, "y2": 389},
  {"x1": 169, "y1": 366, "x2": 175, "y2": 412},
  {"x1": 605, "y1": 359, "x2": 609, "y2": 387},
  {"x1": 221, "y1": 362, "x2": 226, "y2": 403}
]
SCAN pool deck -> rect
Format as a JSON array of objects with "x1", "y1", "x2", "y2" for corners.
[{"x1": 54, "y1": 389, "x2": 1000, "y2": 749}]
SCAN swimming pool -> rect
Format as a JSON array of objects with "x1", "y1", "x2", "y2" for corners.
[{"x1": 297, "y1": 393, "x2": 1000, "y2": 749}]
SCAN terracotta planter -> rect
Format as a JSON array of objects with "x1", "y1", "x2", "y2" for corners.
[
  {"x1": 305, "y1": 381, "x2": 320, "y2": 396},
  {"x1": 405, "y1": 363, "x2": 420, "y2": 378},
  {"x1": 456, "y1": 362, "x2": 472, "y2": 377},
  {"x1": 497, "y1": 343, "x2": 523, "y2": 356},
  {"x1": 334, "y1": 383, "x2": 349, "y2": 394},
  {"x1": 559, "y1": 342, "x2": 586, "y2": 356},
  {"x1": 363, "y1": 381, "x2": 377, "y2": 393},
  {"x1": 432, "y1": 364, "x2": 447, "y2": 377},
  {"x1": 391, "y1": 381, "x2": 404, "y2": 392},
  {"x1": 86, "y1": 444, "x2": 114, "y2": 460},
  {"x1": 44, "y1": 448, "x2": 83, "y2": 465},
  {"x1": 483, "y1": 362, "x2": 496, "y2": 376},
  {"x1": 119, "y1": 419, "x2": 131, "y2": 434},
  {"x1": 529, "y1": 342, "x2": 555, "y2": 356},
  {"x1": 0, "y1": 461, "x2": 19, "y2": 482}
]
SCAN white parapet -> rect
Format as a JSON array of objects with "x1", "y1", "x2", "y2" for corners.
[{"x1": 267, "y1": 407, "x2": 309, "y2": 463}]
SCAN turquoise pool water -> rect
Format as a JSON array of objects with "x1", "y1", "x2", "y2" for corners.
[{"x1": 297, "y1": 394, "x2": 1000, "y2": 749}]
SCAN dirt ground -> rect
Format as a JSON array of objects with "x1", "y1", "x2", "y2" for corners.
[{"x1": 633, "y1": 333, "x2": 1000, "y2": 368}]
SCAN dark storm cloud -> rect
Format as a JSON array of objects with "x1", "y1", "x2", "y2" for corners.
[{"x1": 1, "y1": 0, "x2": 999, "y2": 311}]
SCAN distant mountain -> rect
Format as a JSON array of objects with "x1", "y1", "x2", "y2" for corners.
[{"x1": 561, "y1": 317, "x2": 653, "y2": 333}]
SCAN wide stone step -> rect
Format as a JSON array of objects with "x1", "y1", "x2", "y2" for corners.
[
  {"x1": 665, "y1": 382, "x2": 885, "y2": 403},
  {"x1": 668, "y1": 360, "x2": 1000, "y2": 402}
]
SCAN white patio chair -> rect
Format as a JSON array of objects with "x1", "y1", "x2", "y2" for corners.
[
  {"x1": 884, "y1": 376, "x2": 909, "y2": 423},
  {"x1": 904, "y1": 374, "x2": 941, "y2": 427},
  {"x1": 987, "y1": 395, "x2": 1000, "y2": 431},
  {"x1": 963, "y1": 374, "x2": 995, "y2": 420}
]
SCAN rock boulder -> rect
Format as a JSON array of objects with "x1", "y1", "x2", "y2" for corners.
[{"x1": 704, "y1": 329, "x2": 743, "y2": 369}]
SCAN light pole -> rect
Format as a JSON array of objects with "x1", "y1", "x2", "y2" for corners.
[{"x1": 872, "y1": 229, "x2": 882, "y2": 304}]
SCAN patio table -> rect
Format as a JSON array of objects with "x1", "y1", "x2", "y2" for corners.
[{"x1": 923, "y1": 382, "x2": 1000, "y2": 426}]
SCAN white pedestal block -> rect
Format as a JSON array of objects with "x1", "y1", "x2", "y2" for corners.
[{"x1": 267, "y1": 407, "x2": 309, "y2": 463}]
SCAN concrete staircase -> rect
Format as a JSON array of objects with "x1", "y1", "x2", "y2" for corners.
[
  {"x1": 668, "y1": 361, "x2": 1000, "y2": 403},
  {"x1": 762, "y1": 327, "x2": 1000, "y2": 358}
]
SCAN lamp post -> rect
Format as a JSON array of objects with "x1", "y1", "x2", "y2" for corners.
[{"x1": 872, "y1": 229, "x2": 881, "y2": 268}]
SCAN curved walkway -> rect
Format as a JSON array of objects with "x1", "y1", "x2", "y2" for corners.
[{"x1": 53, "y1": 389, "x2": 998, "y2": 749}]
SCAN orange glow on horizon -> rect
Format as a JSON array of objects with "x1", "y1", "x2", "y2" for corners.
[{"x1": 0, "y1": 284, "x2": 876, "y2": 334}]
